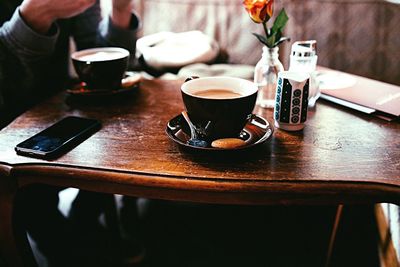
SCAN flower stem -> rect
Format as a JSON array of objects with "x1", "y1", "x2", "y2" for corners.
[
  {"x1": 263, "y1": 22, "x2": 269, "y2": 37},
  {"x1": 262, "y1": 21, "x2": 270, "y2": 47}
]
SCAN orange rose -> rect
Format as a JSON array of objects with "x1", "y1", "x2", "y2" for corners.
[{"x1": 243, "y1": 0, "x2": 274, "y2": 24}]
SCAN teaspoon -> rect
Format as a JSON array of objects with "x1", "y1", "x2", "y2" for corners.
[{"x1": 181, "y1": 111, "x2": 209, "y2": 148}]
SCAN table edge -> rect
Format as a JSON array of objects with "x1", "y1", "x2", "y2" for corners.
[{"x1": 2, "y1": 162, "x2": 400, "y2": 205}]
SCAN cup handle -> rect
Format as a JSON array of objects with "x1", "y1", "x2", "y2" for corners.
[
  {"x1": 184, "y1": 76, "x2": 199, "y2": 83},
  {"x1": 249, "y1": 114, "x2": 268, "y2": 129}
]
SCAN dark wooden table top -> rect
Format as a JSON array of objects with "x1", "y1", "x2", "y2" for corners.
[{"x1": 0, "y1": 78, "x2": 399, "y2": 205}]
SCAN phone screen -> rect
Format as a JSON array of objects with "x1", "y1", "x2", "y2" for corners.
[{"x1": 15, "y1": 116, "x2": 101, "y2": 158}]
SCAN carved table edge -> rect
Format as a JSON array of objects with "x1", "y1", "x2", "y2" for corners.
[{"x1": 0, "y1": 162, "x2": 398, "y2": 205}]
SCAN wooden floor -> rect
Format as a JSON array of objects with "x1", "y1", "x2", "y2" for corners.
[{"x1": 12, "y1": 193, "x2": 380, "y2": 267}]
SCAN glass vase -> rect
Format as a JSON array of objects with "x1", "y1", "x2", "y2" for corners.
[{"x1": 254, "y1": 46, "x2": 284, "y2": 108}]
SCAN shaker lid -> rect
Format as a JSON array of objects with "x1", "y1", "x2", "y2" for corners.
[{"x1": 291, "y1": 40, "x2": 317, "y2": 57}]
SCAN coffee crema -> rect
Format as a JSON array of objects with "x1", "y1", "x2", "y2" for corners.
[
  {"x1": 76, "y1": 51, "x2": 126, "y2": 62},
  {"x1": 192, "y1": 89, "x2": 242, "y2": 99}
]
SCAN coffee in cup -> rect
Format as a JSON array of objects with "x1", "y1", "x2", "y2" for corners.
[
  {"x1": 71, "y1": 47, "x2": 130, "y2": 90},
  {"x1": 191, "y1": 89, "x2": 242, "y2": 99},
  {"x1": 181, "y1": 77, "x2": 258, "y2": 140}
]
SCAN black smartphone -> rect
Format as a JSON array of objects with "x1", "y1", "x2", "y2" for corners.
[{"x1": 15, "y1": 116, "x2": 101, "y2": 159}]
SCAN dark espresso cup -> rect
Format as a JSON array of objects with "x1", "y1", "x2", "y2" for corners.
[
  {"x1": 181, "y1": 77, "x2": 258, "y2": 141},
  {"x1": 71, "y1": 47, "x2": 130, "y2": 90}
]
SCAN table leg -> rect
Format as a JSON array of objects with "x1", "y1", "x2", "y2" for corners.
[
  {"x1": 0, "y1": 166, "x2": 38, "y2": 267},
  {"x1": 325, "y1": 204, "x2": 344, "y2": 267}
]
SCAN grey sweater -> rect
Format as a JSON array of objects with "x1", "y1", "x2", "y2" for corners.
[{"x1": 0, "y1": 1, "x2": 139, "y2": 127}]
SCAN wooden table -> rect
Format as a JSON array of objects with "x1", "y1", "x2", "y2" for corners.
[{"x1": 0, "y1": 78, "x2": 399, "y2": 266}]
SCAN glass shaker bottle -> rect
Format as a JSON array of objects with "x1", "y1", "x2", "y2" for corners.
[{"x1": 289, "y1": 40, "x2": 320, "y2": 107}]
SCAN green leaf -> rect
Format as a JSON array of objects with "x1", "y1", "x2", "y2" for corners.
[
  {"x1": 265, "y1": 29, "x2": 281, "y2": 48},
  {"x1": 275, "y1": 30, "x2": 282, "y2": 43},
  {"x1": 252, "y1": 9, "x2": 289, "y2": 48},
  {"x1": 274, "y1": 36, "x2": 291, "y2": 47},
  {"x1": 252, "y1": 33, "x2": 268, "y2": 46},
  {"x1": 266, "y1": 35, "x2": 276, "y2": 48},
  {"x1": 271, "y1": 8, "x2": 289, "y2": 36}
]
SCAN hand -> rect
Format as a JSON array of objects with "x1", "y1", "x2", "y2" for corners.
[
  {"x1": 20, "y1": 0, "x2": 96, "y2": 34},
  {"x1": 111, "y1": 0, "x2": 134, "y2": 29}
]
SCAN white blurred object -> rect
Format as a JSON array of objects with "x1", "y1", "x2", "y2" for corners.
[
  {"x1": 58, "y1": 188, "x2": 79, "y2": 217},
  {"x1": 178, "y1": 63, "x2": 254, "y2": 80},
  {"x1": 382, "y1": 204, "x2": 400, "y2": 261},
  {"x1": 289, "y1": 40, "x2": 320, "y2": 108},
  {"x1": 136, "y1": 31, "x2": 220, "y2": 70},
  {"x1": 316, "y1": 71, "x2": 357, "y2": 90},
  {"x1": 100, "y1": 0, "x2": 112, "y2": 17},
  {"x1": 385, "y1": 0, "x2": 400, "y2": 4}
]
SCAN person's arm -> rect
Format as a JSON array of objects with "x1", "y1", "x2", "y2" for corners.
[
  {"x1": 0, "y1": 0, "x2": 96, "y2": 113},
  {"x1": 111, "y1": 0, "x2": 135, "y2": 29},
  {"x1": 0, "y1": 8, "x2": 58, "y2": 111},
  {"x1": 19, "y1": 0, "x2": 96, "y2": 34},
  {"x1": 72, "y1": 0, "x2": 139, "y2": 59}
]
